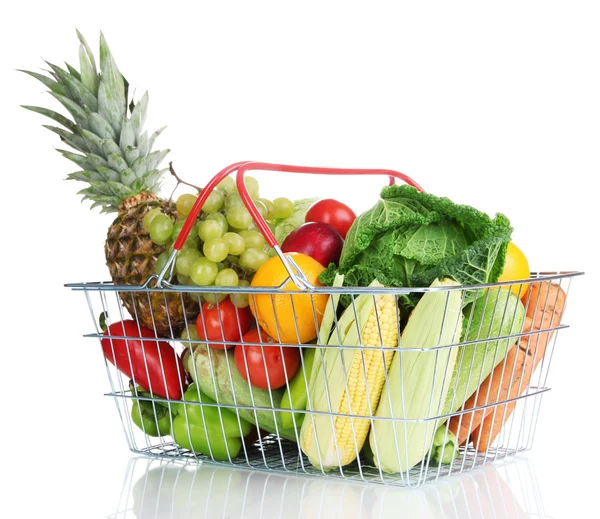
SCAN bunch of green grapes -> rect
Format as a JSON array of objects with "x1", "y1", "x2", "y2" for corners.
[{"x1": 143, "y1": 175, "x2": 295, "y2": 308}]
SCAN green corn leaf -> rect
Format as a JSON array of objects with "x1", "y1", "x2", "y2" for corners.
[
  {"x1": 130, "y1": 91, "x2": 148, "y2": 140},
  {"x1": 42, "y1": 125, "x2": 88, "y2": 152},
  {"x1": 19, "y1": 70, "x2": 68, "y2": 96},
  {"x1": 146, "y1": 149, "x2": 170, "y2": 171},
  {"x1": 137, "y1": 131, "x2": 149, "y2": 157},
  {"x1": 124, "y1": 146, "x2": 139, "y2": 165},
  {"x1": 149, "y1": 126, "x2": 166, "y2": 152},
  {"x1": 102, "y1": 138, "x2": 122, "y2": 159},
  {"x1": 65, "y1": 62, "x2": 81, "y2": 81},
  {"x1": 107, "y1": 152, "x2": 128, "y2": 173},
  {"x1": 46, "y1": 62, "x2": 97, "y2": 112},
  {"x1": 76, "y1": 29, "x2": 97, "y2": 71},
  {"x1": 119, "y1": 118, "x2": 135, "y2": 151},
  {"x1": 48, "y1": 91, "x2": 90, "y2": 129},
  {"x1": 80, "y1": 128, "x2": 104, "y2": 156},
  {"x1": 58, "y1": 149, "x2": 95, "y2": 170},
  {"x1": 21, "y1": 105, "x2": 76, "y2": 132},
  {"x1": 98, "y1": 33, "x2": 126, "y2": 133},
  {"x1": 86, "y1": 109, "x2": 117, "y2": 141},
  {"x1": 79, "y1": 44, "x2": 99, "y2": 95}
]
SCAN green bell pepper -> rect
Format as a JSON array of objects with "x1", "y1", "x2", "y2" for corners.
[
  {"x1": 130, "y1": 384, "x2": 173, "y2": 437},
  {"x1": 172, "y1": 383, "x2": 252, "y2": 461}
]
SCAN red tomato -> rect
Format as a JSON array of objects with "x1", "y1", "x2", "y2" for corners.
[
  {"x1": 196, "y1": 298, "x2": 252, "y2": 350},
  {"x1": 234, "y1": 328, "x2": 301, "y2": 390},
  {"x1": 305, "y1": 199, "x2": 356, "y2": 239}
]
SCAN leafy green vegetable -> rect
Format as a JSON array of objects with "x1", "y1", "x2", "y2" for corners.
[
  {"x1": 320, "y1": 185, "x2": 512, "y2": 306},
  {"x1": 273, "y1": 198, "x2": 319, "y2": 244}
]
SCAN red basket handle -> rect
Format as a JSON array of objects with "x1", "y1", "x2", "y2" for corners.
[{"x1": 157, "y1": 161, "x2": 422, "y2": 289}]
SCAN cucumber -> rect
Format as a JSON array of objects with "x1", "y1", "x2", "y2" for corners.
[
  {"x1": 280, "y1": 347, "x2": 316, "y2": 429},
  {"x1": 183, "y1": 346, "x2": 298, "y2": 441}
]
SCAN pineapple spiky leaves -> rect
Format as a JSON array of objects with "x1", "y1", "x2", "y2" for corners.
[{"x1": 22, "y1": 31, "x2": 198, "y2": 336}]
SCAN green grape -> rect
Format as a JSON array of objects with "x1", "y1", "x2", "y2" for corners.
[
  {"x1": 239, "y1": 248, "x2": 270, "y2": 271},
  {"x1": 177, "y1": 273, "x2": 190, "y2": 285},
  {"x1": 171, "y1": 219, "x2": 185, "y2": 239},
  {"x1": 202, "y1": 189, "x2": 225, "y2": 214},
  {"x1": 215, "y1": 268, "x2": 239, "y2": 287},
  {"x1": 273, "y1": 197, "x2": 294, "y2": 219},
  {"x1": 239, "y1": 230, "x2": 267, "y2": 250},
  {"x1": 203, "y1": 238, "x2": 230, "y2": 263},
  {"x1": 189, "y1": 257, "x2": 219, "y2": 285},
  {"x1": 244, "y1": 176, "x2": 260, "y2": 199},
  {"x1": 206, "y1": 212, "x2": 229, "y2": 234},
  {"x1": 154, "y1": 251, "x2": 170, "y2": 275},
  {"x1": 149, "y1": 214, "x2": 174, "y2": 245},
  {"x1": 231, "y1": 279, "x2": 250, "y2": 308},
  {"x1": 181, "y1": 325, "x2": 201, "y2": 349},
  {"x1": 222, "y1": 232, "x2": 246, "y2": 255},
  {"x1": 176, "y1": 193, "x2": 198, "y2": 216},
  {"x1": 259, "y1": 198, "x2": 276, "y2": 220},
  {"x1": 254, "y1": 200, "x2": 269, "y2": 220},
  {"x1": 176, "y1": 249, "x2": 202, "y2": 276},
  {"x1": 181, "y1": 236, "x2": 200, "y2": 250},
  {"x1": 198, "y1": 219, "x2": 224, "y2": 241},
  {"x1": 226, "y1": 206, "x2": 253, "y2": 230},
  {"x1": 142, "y1": 207, "x2": 163, "y2": 232},
  {"x1": 224, "y1": 192, "x2": 244, "y2": 210},
  {"x1": 202, "y1": 292, "x2": 228, "y2": 304},
  {"x1": 217, "y1": 176, "x2": 236, "y2": 194}
]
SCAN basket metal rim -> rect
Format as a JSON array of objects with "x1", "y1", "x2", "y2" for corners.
[{"x1": 65, "y1": 270, "x2": 584, "y2": 293}]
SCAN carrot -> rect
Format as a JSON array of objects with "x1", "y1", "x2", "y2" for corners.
[
  {"x1": 471, "y1": 281, "x2": 566, "y2": 451},
  {"x1": 447, "y1": 281, "x2": 566, "y2": 447}
]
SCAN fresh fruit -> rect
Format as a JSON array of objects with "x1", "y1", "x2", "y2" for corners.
[
  {"x1": 196, "y1": 299, "x2": 252, "y2": 350},
  {"x1": 273, "y1": 197, "x2": 294, "y2": 219},
  {"x1": 23, "y1": 32, "x2": 197, "y2": 336},
  {"x1": 149, "y1": 214, "x2": 174, "y2": 245},
  {"x1": 498, "y1": 242, "x2": 530, "y2": 298},
  {"x1": 305, "y1": 199, "x2": 356, "y2": 239},
  {"x1": 176, "y1": 193, "x2": 198, "y2": 216},
  {"x1": 189, "y1": 257, "x2": 219, "y2": 286},
  {"x1": 281, "y1": 222, "x2": 344, "y2": 267},
  {"x1": 249, "y1": 252, "x2": 328, "y2": 344},
  {"x1": 239, "y1": 248, "x2": 270, "y2": 272},
  {"x1": 203, "y1": 238, "x2": 229, "y2": 263},
  {"x1": 234, "y1": 328, "x2": 301, "y2": 390}
]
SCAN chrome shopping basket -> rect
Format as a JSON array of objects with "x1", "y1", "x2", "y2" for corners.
[{"x1": 68, "y1": 161, "x2": 582, "y2": 487}]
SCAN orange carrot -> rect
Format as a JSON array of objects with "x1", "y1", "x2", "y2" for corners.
[
  {"x1": 447, "y1": 281, "x2": 566, "y2": 447},
  {"x1": 471, "y1": 282, "x2": 566, "y2": 451}
]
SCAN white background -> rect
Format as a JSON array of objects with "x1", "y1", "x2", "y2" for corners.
[{"x1": 1, "y1": 1, "x2": 598, "y2": 517}]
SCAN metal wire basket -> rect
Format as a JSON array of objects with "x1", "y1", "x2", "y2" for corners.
[{"x1": 68, "y1": 161, "x2": 582, "y2": 488}]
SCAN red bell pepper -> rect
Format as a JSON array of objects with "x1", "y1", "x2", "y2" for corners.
[{"x1": 101, "y1": 320, "x2": 186, "y2": 400}]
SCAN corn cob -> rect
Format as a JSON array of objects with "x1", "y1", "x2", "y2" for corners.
[{"x1": 300, "y1": 281, "x2": 399, "y2": 470}]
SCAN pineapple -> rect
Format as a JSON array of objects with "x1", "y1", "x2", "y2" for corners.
[{"x1": 22, "y1": 31, "x2": 198, "y2": 336}]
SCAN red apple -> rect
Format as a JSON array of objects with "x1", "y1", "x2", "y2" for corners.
[{"x1": 281, "y1": 222, "x2": 344, "y2": 267}]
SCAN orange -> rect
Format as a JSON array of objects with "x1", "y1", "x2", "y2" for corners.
[
  {"x1": 250, "y1": 253, "x2": 329, "y2": 344},
  {"x1": 498, "y1": 242, "x2": 530, "y2": 298}
]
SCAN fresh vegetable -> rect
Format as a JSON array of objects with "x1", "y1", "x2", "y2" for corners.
[
  {"x1": 196, "y1": 299, "x2": 252, "y2": 350},
  {"x1": 130, "y1": 384, "x2": 173, "y2": 437},
  {"x1": 369, "y1": 279, "x2": 463, "y2": 473},
  {"x1": 470, "y1": 282, "x2": 566, "y2": 451},
  {"x1": 320, "y1": 185, "x2": 512, "y2": 310},
  {"x1": 280, "y1": 347, "x2": 317, "y2": 429},
  {"x1": 249, "y1": 253, "x2": 328, "y2": 344},
  {"x1": 234, "y1": 328, "x2": 301, "y2": 390},
  {"x1": 281, "y1": 222, "x2": 344, "y2": 267},
  {"x1": 305, "y1": 199, "x2": 357, "y2": 239},
  {"x1": 183, "y1": 346, "x2": 298, "y2": 441},
  {"x1": 497, "y1": 242, "x2": 530, "y2": 298},
  {"x1": 430, "y1": 427, "x2": 459, "y2": 465},
  {"x1": 300, "y1": 281, "x2": 399, "y2": 470},
  {"x1": 272, "y1": 198, "x2": 320, "y2": 244},
  {"x1": 101, "y1": 320, "x2": 186, "y2": 399},
  {"x1": 171, "y1": 383, "x2": 252, "y2": 461},
  {"x1": 448, "y1": 281, "x2": 565, "y2": 447},
  {"x1": 442, "y1": 288, "x2": 525, "y2": 416}
]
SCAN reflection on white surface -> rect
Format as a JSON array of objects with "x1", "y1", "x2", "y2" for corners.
[{"x1": 110, "y1": 456, "x2": 548, "y2": 519}]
